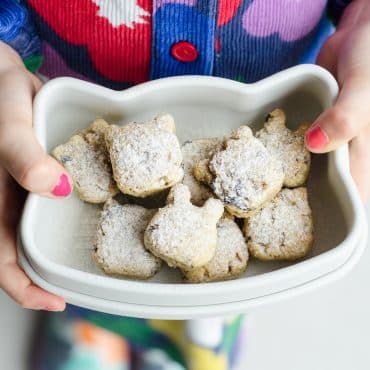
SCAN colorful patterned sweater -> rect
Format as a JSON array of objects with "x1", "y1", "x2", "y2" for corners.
[{"x1": 1, "y1": 0, "x2": 350, "y2": 90}]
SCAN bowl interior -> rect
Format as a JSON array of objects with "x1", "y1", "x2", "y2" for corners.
[{"x1": 28, "y1": 74, "x2": 347, "y2": 284}]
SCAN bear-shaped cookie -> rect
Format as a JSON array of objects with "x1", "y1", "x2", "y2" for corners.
[
  {"x1": 256, "y1": 109, "x2": 311, "y2": 187},
  {"x1": 244, "y1": 187, "x2": 314, "y2": 261},
  {"x1": 105, "y1": 114, "x2": 183, "y2": 197},
  {"x1": 144, "y1": 184, "x2": 224, "y2": 269},
  {"x1": 94, "y1": 199, "x2": 162, "y2": 278},
  {"x1": 53, "y1": 119, "x2": 118, "y2": 203},
  {"x1": 193, "y1": 126, "x2": 284, "y2": 218},
  {"x1": 181, "y1": 138, "x2": 223, "y2": 206},
  {"x1": 182, "y1": 214, "x2": 249, "y2": 282}
]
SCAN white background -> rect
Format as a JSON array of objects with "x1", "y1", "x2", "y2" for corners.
[{"x1": 1, "y1": 204, "x2": 369, "y2": 370}]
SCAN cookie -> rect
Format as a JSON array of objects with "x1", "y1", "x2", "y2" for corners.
[
  {"x1": 183, "y1": 215, "x2": 249, "y2": 283},
  {"x1": 53, "y1": 119, "x2": 119, "y2": 203},
  {"x1": 181, "y1": 138, "x2": 223, "y2": 206},
  {"x1": 105, "y1": 114, "x2": 184, "y2": 197},
  {"x1": 144, "y1": 184, "x2": 224, "y2": 269},
  {"x1": 94, "y1": 199, "x2": 162, "y2": 278},
  {"x1": 244, "y1": 187, "x2": 313, "y2": 261},
  {"x1": 193, "y1": 126, "x2": 284, "y2": 218},
  {"x1": 256, "y1": 109, "x2": 311, "y2": 187}
]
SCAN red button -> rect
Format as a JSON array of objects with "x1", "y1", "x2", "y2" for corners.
[{"x1": 171, "y1": 41, "x2": 198, "y2": 62}]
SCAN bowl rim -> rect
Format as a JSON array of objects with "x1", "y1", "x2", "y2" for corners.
[
  {"x1": 17, "y1": 215, "x2": 368, "y2": 318},
  {"x1": 20, "y1": 64, "x2": 366, "y2": 303}
]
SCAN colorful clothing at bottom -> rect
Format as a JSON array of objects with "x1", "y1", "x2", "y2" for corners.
[{"x1": 33, "y1": 307, "x2": 246, "y2": 370}]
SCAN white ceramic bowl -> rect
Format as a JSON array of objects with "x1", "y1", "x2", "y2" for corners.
[{"x1": 19, "y1": 64, "x2": 368, "y2": 319}]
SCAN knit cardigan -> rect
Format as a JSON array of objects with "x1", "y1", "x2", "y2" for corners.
[{"x1": 1, "y1": 0, "x2": 350, "y2": 89}]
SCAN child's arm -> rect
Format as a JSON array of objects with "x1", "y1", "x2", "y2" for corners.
[
  {"x1": 0, "y1": 41, "x2": 68, "y2": 310},
  {"x1": 306, "y1": 0, "x2": 370, "y2": 201}
]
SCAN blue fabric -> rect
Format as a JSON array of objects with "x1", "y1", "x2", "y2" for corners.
[
  {"x1": 299, "y1": 13, "x2": 335, "y2": 64},
  {"x1": 0, "y1": 0, "x2": 26, "y2": 42},
  {"x1": 150, "y1": 2, "x2": 217, "y2": 80},
  {"x1": 0, "y1": 0, "x2": 41, "y2": 60}
]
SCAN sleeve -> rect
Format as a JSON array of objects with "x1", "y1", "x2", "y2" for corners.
[
  {"x1": 0, "y1": 0, "x2": 42, "y2": 72},
  {"x1": 327, "y1": 0, "x2": 352, "y2": 24}
]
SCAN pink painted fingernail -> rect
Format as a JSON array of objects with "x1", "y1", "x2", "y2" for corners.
[
  {"x1": 306, "y1": 125, "x2": 329, "y2": 150},
  {"x1": 52, "y1": 174, "x2": 72, "y2": 197}
]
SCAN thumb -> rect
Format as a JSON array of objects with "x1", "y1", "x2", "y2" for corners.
[
  {"x1": 305, "y1": 76, "x2": 370, "y2": 153},
  {"x1": 0, "y1": 68, "x2": 72, "y2": 197},
  {"x1": 0, "y1": 124, "x2": 72, "y2": 197}
]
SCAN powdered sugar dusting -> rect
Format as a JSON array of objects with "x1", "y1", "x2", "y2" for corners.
[
  {"x1": 94, "y1": 200, "x2": 161, "y2": 278},
  {"x1": 245, "y1": 187, "x2": 313, "y2": 260},
  {"x1": 184, "y1": 217, "x2": 249, "y2": 282},
  {"x1": 256, "y1": 109, "x2": 311, "y2": 187},
  {"x1": 181, "y1": 138, "x2": 223, "y2": 205},
  {"x1": 209, "y1": 126, "x2": 284, "y2": 215},
  {"x1": 106, "y1": 115, "x2": 183, "y2": 197},
  {"x1": 52, "y1": 119, "x2": 118, "y2": 203},
  {"x1": 144, "y1": 184, "x2": 224, "y2": 269}
]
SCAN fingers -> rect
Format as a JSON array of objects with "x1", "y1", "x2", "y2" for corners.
[
  {"x1": 0, "y1": 124, "x2": 72, "y2": 197},
  {"x1": 349, "y1": 125, "x2": 370, "y2": 203},
  {"x1": 309, "y1": 14, "x2": 370, "y2": 153},
  {"x1": 305, "y1": 75, "x2": 370, "y2": 153},
  {"x1": 0, "y1": 67, "x2": 72, "y2": 197},
  {"x1": 0, "y1": 44, "x2": 68, "y2": 310},
  {"x1": 0, "y1": 261, "x2": 65, "y2": 311},
  {"x1": 0, "y1": 168, "x2": 66, "y2": 311}
]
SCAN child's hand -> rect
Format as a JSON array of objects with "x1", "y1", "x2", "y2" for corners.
[
  {"x1": 0, "y1": 42, "x2": 69, "y2": 310},
  {"x1": 0, "y1": 168, "x2": 65, "y2": 310},
  {"x1": 306, "y1": 0, "x2": 370, "y2": 202}
]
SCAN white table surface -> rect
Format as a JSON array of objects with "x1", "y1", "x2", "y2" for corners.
[{"x1": 1, "y1": 204, "x2": 369, "y2": 370}]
